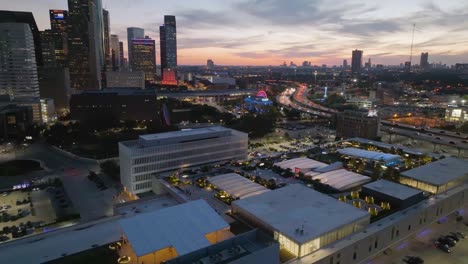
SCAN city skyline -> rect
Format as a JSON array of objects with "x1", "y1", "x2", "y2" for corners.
[{"x1": 2, "y1": 0, "x2": 468, "y2": 66}]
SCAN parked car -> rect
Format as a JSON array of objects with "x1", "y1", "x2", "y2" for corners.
[
  {"x1": 451, "y1": 232, "x2": 466, "y2": 239},
  {"x1": 434, "y1": 241, "x2": 451, "y2": 253},
  {"x1": 438, "y1": 237, "x2": 456, "y2": 247},
  {"x1": 446, "y1": 234, "x2": 460, "y2": 242}
]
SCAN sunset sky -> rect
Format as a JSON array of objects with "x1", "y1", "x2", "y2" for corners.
[{"x1": 4, "y1": 0, "x2": 468, "y2": 66}]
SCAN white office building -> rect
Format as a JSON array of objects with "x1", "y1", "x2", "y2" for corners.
[
  {"x1": 119, "y1": 126, "x2": 248, "y2": 194},
  {"x1": 0, "y1": 23, "x2": 40, "y2": 100}
]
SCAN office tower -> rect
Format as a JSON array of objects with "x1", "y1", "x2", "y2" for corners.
[
  {"x1": 47, "y1": 10, "x2": 68, "y2": 67},
  {"x1": 160, "y1": 15, "x2": 177, "y2": 76},
  {"x1": 127, "y1": 27, "x2": 144, "y2": 69},
  {"x1": 110, "y1": 34, "x2": 120, "y2": 71},
  {"x1": 130, "y1": 36, "x2": 156, "y2": 82},
  {"x1": 0, "y1": 23, "x2": 40, "y2": 100},
  {"x1": 420, "y1": 52, "x2": 429, "y2": 70},
  {"x1": 49, "y1": 10, "x2": 68, "y2": 34},
  {"x1": 207, "y1": 59, "x2": 214, "y2": 70},
  {"x1": 0, "y1": 10, "x2": 43, "y2": 67},
  {"x1": 351, "y1": 49, "x2": 363, "y2": 74},
  {"x1": 365, "y1": 58, "x2": 371, "y2": 69},
  {"x1": 119, "y1": 41, "x2": 125, "y2": 68},
  {"x1": 67, "y1": 0, "x2": 105, "y2": 90},
  {"x1": 103, "y1": 9, "x2": 110, "y2": 70},
  {"x1": 343, "y1": 59, "x2": 348, "y2": 69},
  {"x1": 40, "y1": 30, "x2": 57, "y2": 67}
]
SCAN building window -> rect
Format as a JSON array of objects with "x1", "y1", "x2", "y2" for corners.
[
  {"x1": 353, "y1": 252, "x2": 357, "y2": 260},
  {"x1": 374, "y1": 240, "x2": 378, "y2": 249}
]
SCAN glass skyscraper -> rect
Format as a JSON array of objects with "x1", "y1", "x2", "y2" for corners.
[
  {"x1": 130, "y1": 37, "x2": 156, "y2": 82},
  {"x1": 127, "y1": 27, "x2": 144, "y2": 70},
  {"x1": 67, "y1": 0, "x2": 104, "y2": 90},
  {"x1": 159, "y1": 15, "x2": 177, "y2": 76}
]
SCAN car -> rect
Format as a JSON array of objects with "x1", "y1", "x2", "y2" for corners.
[
  {"x1": 462, "y1": 140, "x2": 468, "y2": 144},
  {"x1": 456, "y1": 132, "x2": 461, "y2": 135},
  {"x1": 0, "y1": 236, "x2": 9, "y2": 242},
  {"x1": 428, "y1": 133, "x2": 433, "y2": 136},
  {"x1": 438, "y1": 237, "x2": 456, "y2": 247},
  {"x1": 435, "y1": 241, "x2": 451, "y2": 253},
  {"x1": 446, "y1": 234, "x2": 460, "y2": 242},
  {"x1": 451, "y1": 232, "x2": 466, "y2": 239},
  {"x1": 440, "y1": 131, "x2": 445, "y2": 133},
  {"x1": 449, "y1": 141, "x2": 456, "y2": 145},
  {"x1": 403, "y1": 256, "x2": 424, "y2": 264}
]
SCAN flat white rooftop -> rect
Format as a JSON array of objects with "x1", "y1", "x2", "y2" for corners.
[
  {"x1": 119, "y1": 200, "x2": 229, "y2": 257},
  {"x1": 208, "y1": 173, "x2": 270, "y2": 199},
  {"x1": 274, "y1": 158, "x2": 327, "y2": 171},
  {"x1": 363, "y1": 180, "x2": 422, "y2": 200},
  {"x1": 401, "y1": 157, "x2": 468, "y2": 186},
  {"x1": 232, "y1": 184, "x2": 369, "y2": 244},
  {"x1": 139, "y1": 126, "x2": 230, "y2": 142},
  {"x1": 337, "y1": 148, "x2": 401, "y2": 162}
]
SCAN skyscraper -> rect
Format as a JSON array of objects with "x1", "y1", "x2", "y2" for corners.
[
  {"x1": 160, "y1": 15, "x2": 177, "y2": 77},
  {"x1": 47, "y1": 10, "x2": 68, "y2": 67},
  {"x1": 0, "y1": 23, "x2": 40, "y2": 100},
  {"x1": 103, "y1": 9, "x2": 110, "y2": 71},
  {"x1": 119, "y1": 41, "x2": 125, "y2": 68},
  {"x1": 127, "y1": 27, "x2": 144, "y2": 69},
  {"x1": 207, "y1": 59, "x2": 214, "y2": 70},
  {"x1": 110, "y1": 34, "x2": 120, "y2": 71},
  {"x1": 131, "y1": 36, "x2": 156, "y2": 82},
  {"x1": 343, "y1": 59, "x2": 348, "y2": 69},
  {"x1": 351, "y1": 49, "x2": 363, "y2": 74},
  {"x1": 40, "y1": 30, "x2": 57, "y2": 67},
  {"x1": 420, "y1": 52, "x2": 429, "y2": 71},
  {"x1": 0, "y1": 10, "x2": 43, "y2": 67},
  {"x1": 67, "y1": 0, "x2": 105, "y2": 90}
]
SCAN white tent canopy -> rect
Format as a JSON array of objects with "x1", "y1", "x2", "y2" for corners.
[{"x1": 208, "y1": 173, "x2": 270, "y2": 199}]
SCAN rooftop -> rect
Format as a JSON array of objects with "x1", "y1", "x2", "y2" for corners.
[
  {"x1": 400, "y1": 157, "x2": 468, "y2": 186},
  {"x1": 337, "y1": 148, "x2": 401, "y2": 162},
  {"x1": 138, "y1": 126, "x2": 231, "y2": 143},
  {"x1": 232, "y1": 184, "x2": 369, "y2": 244},
  {"x1": 208, "y1": 173, "x2": 270, "y2": 199},
  {"x1": 274, "y1": 158, "x2": 327, "y2": 171},
  {"x1": 119, "y1": 200, "x2": 229, "y2": 257},
  {"x1": 307, "y1": 169, "x2": 371, "y2": 191},
  {"x1": 362, "y1": 180, "x2": 422, "y2": 200}
]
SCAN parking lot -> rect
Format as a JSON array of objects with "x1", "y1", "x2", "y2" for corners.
[{"x1": 371, "y1": 213, "x2": 468, "y2": 264}]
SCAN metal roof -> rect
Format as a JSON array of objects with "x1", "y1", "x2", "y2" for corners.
[
  {"x1": 119, "y1": 200, "x2": 229, "y2": 257},
  {"x1": 274, "y1": 158, "x2": 327, "y2": 171},
  {"x1": 232, "y1": 184, "x2": 370, "y2": 244},
  {"x1": 400, "y1": 157, "x2": 468, "y2": 186},
  {"x1": 208, "y1": 173, "x2": 270, "y2": 199},
  {"x1": 310, "y1": 169, "x2": 371, "y2": 191},
  {"x1": 362, "y1": 180, "x2": 422, "y2": 200},
  {"x1": 337, "y1": 148, "x2": 401, "y2": 162}
]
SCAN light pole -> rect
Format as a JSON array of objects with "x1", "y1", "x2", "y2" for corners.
[{"x1": 314, "y1": 70, "x2": 317, "y2": 85}]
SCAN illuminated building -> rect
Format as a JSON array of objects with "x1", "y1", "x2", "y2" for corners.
[
  {"x1": 130, "y1": 37, "x2": 156, "y2": 83},
  {"x1": 336, "y1": 110, "x2": 380, "y2": 140},
  {"x1": 119, "y1": 41, "x2": 125, "y2": 68},
  {"x1": 207, "y1": 59, "x2": 214, "y2": 70},
  {"x1": 420, "y1": 52, "x2": 429, "y2": 71},
  {"x1": 351, "y1": 49, "x2": 363, "y2": 74},
  {"x1": 0, "y1": 23, "x2": 40, "y2": 100},
  {"x1": 49, "y1": 10, "x2": 68, "y2": 34},
  {"x1": 103, "y1": 9, "x2": 110, "y2": 72},
  {"x1": 160, "y1": 15, "x2": 177, "y2": 77},
  {"x1": 161, "y1": 69, "x2": 177, "y2": 85},
  {"x1": 445, "y1": 107, "x2": 468, "y2": 122},
  {"x1": 127, "y1": 27, "x2": 144, "y2": 69},
  {"x1": 46, "y1": 10, "x2": 68, "y2": 67},
  {"x1": 119, "y1": 126, "x2": 248, "y2": 194},
  {"x1": 40, "y1": 98, "x2": 56, "y2": 123},
  {"x1": 67, "y1": 0, "x2": 105, "y2": 90},
  {"x1": 244, "y1": 90, "x2": 273, "y2": 113}
]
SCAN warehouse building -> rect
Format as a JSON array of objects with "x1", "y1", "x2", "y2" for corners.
[
  {"x1": 400, "y1": 157, "x2": 468, "y2": 194},
  {"x1": 232, "y1": 184, "x2": 370, "y2": 257}
]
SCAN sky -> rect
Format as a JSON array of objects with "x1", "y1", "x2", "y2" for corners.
[{"x1": 3, "y1": 0, "x2": 468, "y2": 66}]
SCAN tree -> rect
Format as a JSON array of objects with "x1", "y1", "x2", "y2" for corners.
[{"x1": 100, "y1": 160, "x2": 120, "y2": 181}]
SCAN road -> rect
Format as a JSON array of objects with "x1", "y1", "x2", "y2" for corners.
[{"x1": 0, "y1": 143, "x2": 116, "y2": 222}]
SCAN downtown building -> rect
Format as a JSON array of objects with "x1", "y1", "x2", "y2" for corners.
[
  {"x1": 130, "y1": 37, "x2": 156, "y2": 83},
  {"x1": 119, "y1": 126, "x2": 248, "y2": 194},
  {"x1": 351, "y1": 49, "x2": 363, "y2": 74},
  {"x1": 127, "y1": 27, "x2": 144, "y2": 69},
  {"x1": 109, "y1": 34, "x2": 120, "y2": 71},
  {"x1": 67, "y1": 0, "x2": 105, "y2": 90},
  {"x1": 160, "y1": 15, "x2": 178, "y2": 85}
]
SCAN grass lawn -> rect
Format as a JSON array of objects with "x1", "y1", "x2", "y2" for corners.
[
  {"x1": 0, "y1": 160, "x2": 42, "y2": 176},
  {"x1": 45, "y1": 244, "x2": 119, "y2": 264}
]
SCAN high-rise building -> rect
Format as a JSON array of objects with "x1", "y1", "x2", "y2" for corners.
[
  {"x1": 365, "y1": 58, "x2": 371, "y2": 69},
  {"x1": 351, "y1": 49, "x2": 363, "y2": 74},
  {"x1": 0, "y1": 23, "x2": 40, "y2": 100},
  {"x1": 130, "y1": 37, "x2": 156, "y2": 83},
  {"x1": 0, "y1": 10, "x2": 43, "y2": 67},
  {"x1": 343, "y1": 59, "x2": 348, "y2": 69},
  {"x1": 127, "y1": 27, "x2": 144, "y2": 69},
  {"x1": 160, "y1": 15, "x2": 177, "y2": 76},
  {"x1": 48, "y1": 10, "x2": 68, "y2": 67},
  {"x1": 103, "y1": 9, "x2": 110, "y2": 71},
  {"x1": 207, "y1": 59, "x2": 214, "y2": 70},
  {"x1": 119, "y1": 41, "x2": 125, "y2": 68},
  {"x1": 67, "y1": 0, "x2": 105, "y2": 90},
  {"x1": 420, "y1": 52, "x2": 429, "y2": 71},
  {"x1": 110, "y1": 34, "x2": 120, "y2": 71},
  {"x1": 40, "y1": 30, "x2": 57, "y2": 67}
]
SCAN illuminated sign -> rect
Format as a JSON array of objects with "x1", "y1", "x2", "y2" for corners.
[{"x1": 54, "y1": 13, "x2": 64, "y2": 20}]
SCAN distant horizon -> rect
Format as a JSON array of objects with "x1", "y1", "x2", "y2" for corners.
[{"x1": 3, "y1": 0, "x2": 468, "y2": 66}]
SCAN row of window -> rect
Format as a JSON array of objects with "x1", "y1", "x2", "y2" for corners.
[
  {"x1": 132, "y1": 142, "x2": 246, "y2": 165},
  {"x1": 132, "y1": 149, "x2": 246, "y2": 174},
  {"x1": 134, "y1": 173, "x2": 153, "y2": 182},
  {"x1": 134, "y1": 181, "x2": 151, "y2": 191}
]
